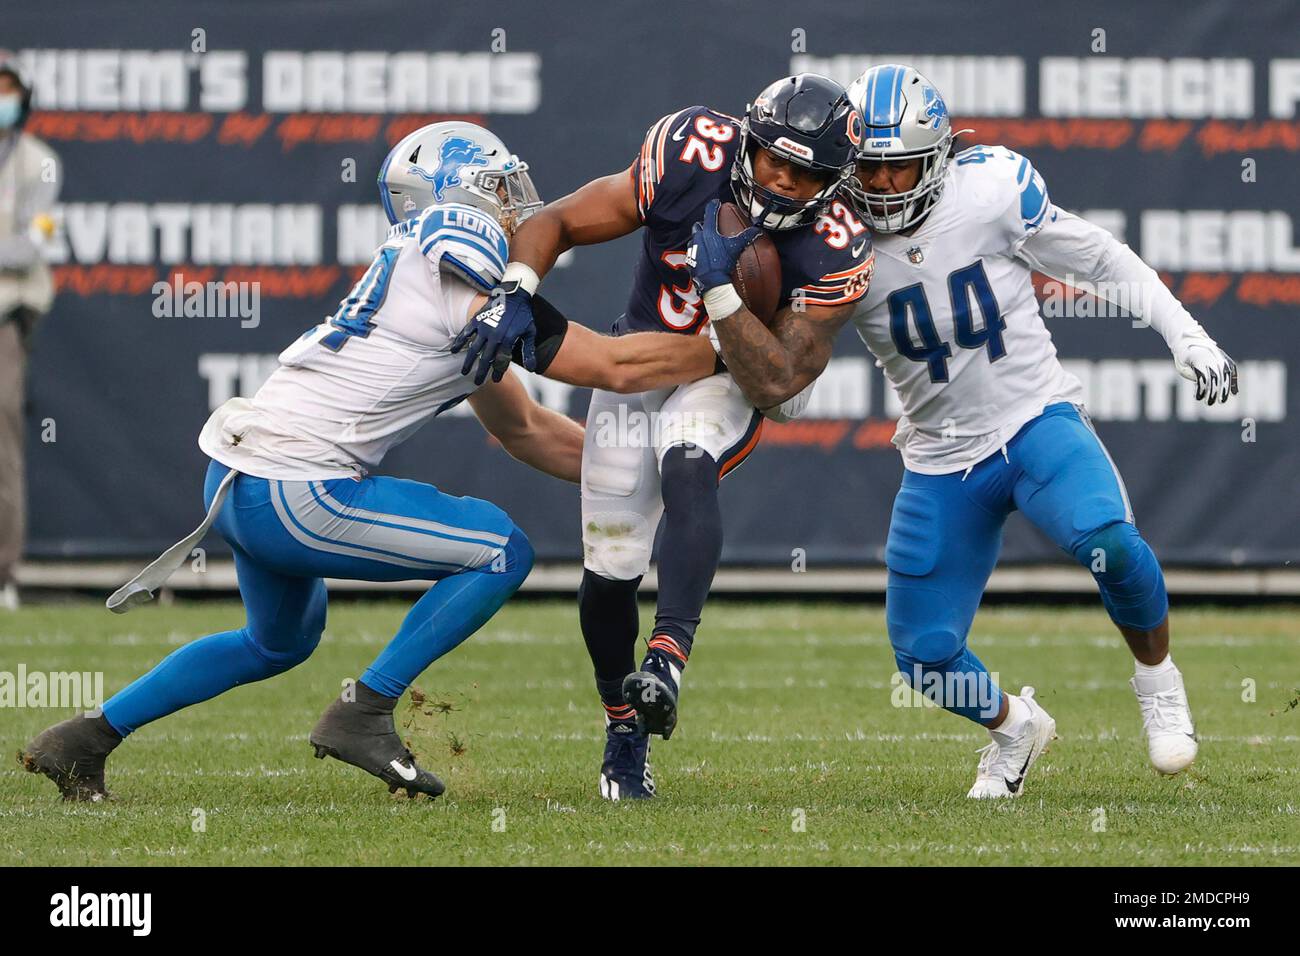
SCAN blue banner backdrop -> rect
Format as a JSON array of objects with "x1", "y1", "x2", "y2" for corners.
[{"x1": 8, "y1": 0, "x2": 1299, "y2": 566}]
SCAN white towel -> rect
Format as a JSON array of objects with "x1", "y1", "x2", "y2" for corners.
[{"x1": 106, "y1": 468, "x2": 238, "y2": 614}]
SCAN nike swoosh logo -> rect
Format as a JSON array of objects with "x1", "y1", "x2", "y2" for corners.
[
  {"x1": 1004, "y1": 751, "x2": 1035, "y2": 793},
  {"x1": 389, "y1": 759, "x2": 418, "y2": 782},
  {"x1": 851, "y1": 240, "x2": 867, "y2": 257},
  {"x1": 671, "y1": 117, "x2": 692, "y2": 142}
]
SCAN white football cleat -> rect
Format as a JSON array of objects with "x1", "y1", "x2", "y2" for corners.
[
  {"x1": 967, "y1": 687, "x2": 1057, "y2": 799},
  {"x1": 1132, "y1": 665, "x2": 1197, "y2": 775}
]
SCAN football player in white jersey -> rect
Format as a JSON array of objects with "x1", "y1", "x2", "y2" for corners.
[
  {"x1": 708, "y1": 65, "x2": 1237, "y2": 798},
  {"x1": 21, "y1": 122, "x2": 720, "y2": 802}
]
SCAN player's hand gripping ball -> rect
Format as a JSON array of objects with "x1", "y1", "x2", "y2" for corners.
[
  {"x1": 450, "y1": 282, "x2": 538, "y2": 385},
  {"x1": 687, "y1": 199, "x2": 782, "y2": 323},
  {"x1": 686, "y1": 198, "x2": 762, "y2": 295}
]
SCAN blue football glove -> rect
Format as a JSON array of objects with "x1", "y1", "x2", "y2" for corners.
[
  {"x1": 685, "y1": 198, "x2": 762, "y2": 294},
  {"x1": 450, "y1": 281, "x2": 537, "y2": 385}
]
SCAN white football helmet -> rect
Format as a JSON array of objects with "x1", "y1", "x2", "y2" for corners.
[
  {"x1": 846, "y1": 64, "x2": 966, "y2": 233},
  {"x1": 377, "y1": 121, "x2": 542, "y2": 232}
]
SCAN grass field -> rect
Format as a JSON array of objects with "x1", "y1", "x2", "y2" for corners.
[{"x1": 2, "y1": 599, "x2": 1297, "y2": 866}]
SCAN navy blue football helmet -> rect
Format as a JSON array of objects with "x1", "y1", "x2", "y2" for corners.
[{"x1": 731, "y1": 73, "x2": 862, "y2": 230}]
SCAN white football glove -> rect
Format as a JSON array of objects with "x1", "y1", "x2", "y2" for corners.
[{"x1": 1172, "y1": 330, "x2": 1238, "y2": 407}]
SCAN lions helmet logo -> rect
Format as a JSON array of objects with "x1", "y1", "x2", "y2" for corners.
[
  {"x1": 410, "y1": 136, "x2": 490, "y2": 201},
  {"x1": 919, "y1": 85, "x2": 947, "y2": 130}
]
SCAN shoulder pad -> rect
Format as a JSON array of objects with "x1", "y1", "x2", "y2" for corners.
[
  {"x1": 795, "y1": 216, "x2": 876, "y2": 308},
  {"x1": 635, "y1": 106, "x2": 738, "y2": 221},
  {"x1": 417, "y1": 202, "x2": 509, "y2": 291},
  {"x1": 954, "y1": 145, "x2": 1052, "y2": 234}
]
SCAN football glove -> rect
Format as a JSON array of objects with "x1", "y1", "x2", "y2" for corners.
[
  {"x1": 1171, "y1": 329, "x2": 1238, "y2": 406},
  {"x1": 686, "y1": 198, "x2": 761, "y2": 294},
  {"x1": 450, "y1": 282, "x2": 537, "y2": 385}
]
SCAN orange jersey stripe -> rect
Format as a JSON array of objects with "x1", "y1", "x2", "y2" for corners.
[
  {"x1": 719, "y1": 419, "x2": 764, "y2": 479},
  {"x1": 818, "y1": 255, "x2": 877, "y2": 281}
]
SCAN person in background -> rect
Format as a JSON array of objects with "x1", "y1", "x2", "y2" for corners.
[{"x1": 0, "y1": 57, "x2": 59, "y2": 611}]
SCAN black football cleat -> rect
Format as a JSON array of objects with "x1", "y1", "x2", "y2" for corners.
[
  {"x1": 309, "y1": 684, "x2": 445, "y2": 799},
  {"x1": 599, "y1": 719, "x2": 654, "y2": 801},
  {"x1": 19, "y1": 712, "x2": 123, "y2": 802},
  {"x1": 622, "y1": 648, "x2": 683, "y2": 740}
]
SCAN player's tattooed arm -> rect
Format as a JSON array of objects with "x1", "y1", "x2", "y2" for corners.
[
  {"x1": 507, "y1": 163, "x2": 643, "y2": 278},
  {"x1": 468, "y1": 372, "x2": 584, "y2": 483},
  {"x1": 712, "y1": 302, "x2": 855, "y2": 410}
]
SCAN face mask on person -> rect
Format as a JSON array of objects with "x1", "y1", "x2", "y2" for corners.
[{"x1": 0, "y1": 94, "x2": 23, "y2": 129}]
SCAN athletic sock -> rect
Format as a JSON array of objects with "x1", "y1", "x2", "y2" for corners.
[
  {"x1": 647, "y1": 633, "x2": 688, "y2": 668},
  {"x1": 579, "y1": 569, "x2": 642, "y2": 712},
  {"x1": 1133, "y1": 654, "x2": 1180, "y2": 694},
  {"x1": 652, "y1": 445, "x2": 723, "y2": 659},
  {"x1": 992, "y1": 692, "x2": 1031, "y2": 741}
]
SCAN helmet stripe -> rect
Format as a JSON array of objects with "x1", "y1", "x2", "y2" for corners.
[
  {"x1": 865, "y1": 64, "x2": 906, "y2": 139},
  {"x1": 889, "y1": 66, "x2": 905, "y2": 137}
]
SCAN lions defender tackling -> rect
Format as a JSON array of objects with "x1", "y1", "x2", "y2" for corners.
[
  {"x1": 712, "y1": 65, "x2": 1238, "y2": 797},
  {"x1": 21, "y1": 122, "x2": 719, "y2": 802},
  {"x1": 455, "y1": 74, "x2": 873, "y2": 800}
]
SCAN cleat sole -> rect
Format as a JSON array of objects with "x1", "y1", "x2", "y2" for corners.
[{"x1": 622, "y1": 671, "x2": 678, "y2": 740}]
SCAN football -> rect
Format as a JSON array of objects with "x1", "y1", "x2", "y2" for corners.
[{"x1": 717, "y1": 201, "x2": 782, "y2": 324}]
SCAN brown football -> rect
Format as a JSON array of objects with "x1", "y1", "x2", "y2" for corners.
[{"x1": 717, "y1": 201, "x2": 781, "y2": 325}]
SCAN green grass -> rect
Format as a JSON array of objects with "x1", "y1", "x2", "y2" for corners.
[{"x1": 2, "y1": 600, "x2": 1297, "y2": 865}]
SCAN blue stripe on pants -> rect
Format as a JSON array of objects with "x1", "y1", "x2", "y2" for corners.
[{"x1": 101, "y1": 460, "x2": 533, "y2": 735}]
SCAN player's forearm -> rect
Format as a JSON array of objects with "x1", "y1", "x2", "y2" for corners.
[
  {"x1": 603, "y1": 332, "x2": 717, "y2": 392},
  {"x1": 1020, "y1": 209, "x2": 1203, "y2": 349},
  {"x1": 507, "y1": 206, "x2": 571, "y2": 280},
  {"x1": 499, "y1": 406, "x2": 584, "y2": 483},
  {"x1": 711, "y1": 309, "x2": 802, "y2": 409}
]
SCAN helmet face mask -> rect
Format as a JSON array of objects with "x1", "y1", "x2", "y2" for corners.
[
  {"x1": 378, "y1": 121, "x2": 543, "y2": 232},
  {"x1": 848, "y1": 141, "x2": 951, "y2": 233},
  {"x1": 733, "y1": 126, "x2": 847, "y2": 231},
  {"x1": 845, "y1": 64, "x2": 957, "y2": 234},
  {"x1": 730, "y1": 74, "x2": 860, "y2": 231},
  {"x1": 461, "y1": 163, "x2": 543, "y2": 236}
]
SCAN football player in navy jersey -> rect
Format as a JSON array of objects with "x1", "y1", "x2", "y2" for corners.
[{"x1": 454, "y1": 74, "x2": 875, "y2": 800}]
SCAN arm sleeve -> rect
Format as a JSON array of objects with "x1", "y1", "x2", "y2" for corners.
[
  {"x1": 510, "y1": 293, "x2": 569, "y2": 373},
  {"x1": 1016, "y1": 206, "x2": 1204, "y2": 349}
]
